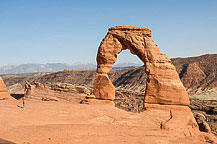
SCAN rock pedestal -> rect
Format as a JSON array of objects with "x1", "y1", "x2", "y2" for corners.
[
  {"x1": 93, "y1": 74, "x2": 115, "y2": 100},
  {"x1": 93, "y1": 26, "x2": 189, "y2": 106}
]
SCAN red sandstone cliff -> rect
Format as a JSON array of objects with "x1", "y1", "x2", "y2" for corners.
[{"x1": 171, "y1": 54, "x2": 217, "y2": 90}]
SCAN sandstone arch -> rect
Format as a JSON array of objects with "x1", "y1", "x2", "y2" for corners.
[{"x1": 93, "y1": 26, "x2": 189, "y2": 106}]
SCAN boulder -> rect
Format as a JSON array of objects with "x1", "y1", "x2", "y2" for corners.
[
  {"x1": 41, "y1": 96, "x2": 59, "y2": 101},
  {"x1": 194, "y1": 112, "x2": 212, "y2": 133}
]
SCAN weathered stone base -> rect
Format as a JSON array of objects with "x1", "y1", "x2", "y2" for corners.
[
  {"x1": 145, "y1": 103, "x2": 217, "y2": 142},
  {"x1": 93, "y1": 74, "x2": 115, "y2": 100}
]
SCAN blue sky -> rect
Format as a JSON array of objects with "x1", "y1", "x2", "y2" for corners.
[{"x1": 0, "y1": 0, "x2": 216, "y2": 66}]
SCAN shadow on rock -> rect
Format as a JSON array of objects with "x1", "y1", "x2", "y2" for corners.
[
  {"x1": 10, "y1": 94, "x2": 24, "y2": 100},
  {"x1": 0, "y1": 138, "x2": 16, "y2": 144}
]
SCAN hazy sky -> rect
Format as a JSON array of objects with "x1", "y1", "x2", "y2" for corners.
[{"x1": 0, "y1": 0, "x2": 216, "y2": 66}]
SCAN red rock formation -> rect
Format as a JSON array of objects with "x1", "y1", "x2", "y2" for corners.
[
  {"x1": 24, "y1": 82, "x2": 91, "y2": 101},
  {"x1": 93, "y1": 74, "x2": 115, "y2": 100},
  {"x1": 172, "y1": 54, "x2": 217, "y2": 90},
  {"x1": 94, "y1": 26, "x2": 189, "y2": 106},
  {"x1": 0, "y1": 77, "x2": 10, "y2": 100}
]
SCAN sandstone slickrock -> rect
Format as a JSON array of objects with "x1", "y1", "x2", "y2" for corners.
[
  {"x1": 41, "y1": 96, "x2": 59, "y2": 101},
  {"x1": 94, "y1": 26, "x2": 189, "y2": 106},
  {"x1": 0, "y1": 77, "x2": 10, "y2": 100}
]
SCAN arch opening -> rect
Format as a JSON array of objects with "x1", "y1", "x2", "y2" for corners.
[{"x1": 108, "y1": 49, "x2": 146, "y2": 112}]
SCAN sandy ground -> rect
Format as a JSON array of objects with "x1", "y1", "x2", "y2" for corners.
[{"x1": 0, "y1": 96, "x2": 213, "y2": 144}]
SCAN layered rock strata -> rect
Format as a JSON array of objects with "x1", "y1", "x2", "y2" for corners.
[
  {"x1": 24, "y1": 82, "x2": 90, "y2": 101},
  {"x1": 94, "y1": 26, "x2": 189, "y2": 106}
]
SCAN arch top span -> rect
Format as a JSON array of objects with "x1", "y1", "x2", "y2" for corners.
[
  {"x1": 97, "y1": 26, "x2": 161, "y2": 74},
  {"x1": 109, "y1": 26, "x2": 152, "y2": 37},
  {"x1": 94, "y1": 26, "x2": 190, "y2": 106}
]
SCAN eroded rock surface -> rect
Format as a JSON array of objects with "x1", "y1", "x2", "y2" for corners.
[
  {"x1": 0, "y1": 77, "x2": 10, "y2": 100},
  {"x1": 1, "y1": 99, "x2": 216, "y2": 144},
  {"x1": 24, "y1": 82, "x2": 89, "y2": 102},
  {"x1": 93, "y1": 74, "x2": 115, "y2": 100},
  {"x1": 190, "y1": 99, "x2": 217, "y2": 136},
  {"x1": 94, "y1": 26, "x2": 189, "y2": 106}
]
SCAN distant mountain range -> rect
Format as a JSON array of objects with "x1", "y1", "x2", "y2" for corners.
[{"x1": 0, "y1": 62, "x2": 142, "y2": 74}]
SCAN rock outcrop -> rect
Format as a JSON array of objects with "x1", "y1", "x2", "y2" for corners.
[
  {"x1": 24, "y1": 80, "x2": 32, "y2": 97},
  {"x1": 94, "y1": 26, "x2": 189, "y2": 106},
  {"x1": 172, "y1": 54, "x2": 217, "y2": 90},
  {"x1": 0, "y1": 77, "x2": 10, "y2": 100},
  {"x1": 190, "y1": 99, "x2": 217, "y2": 136},
  {"x1": 172, "y1": 54, "x2": 217, "y2": 99},
  {"x1": 194, "y1": 112, "x2": 212, "y2": 133},
  {"x1": 24, "y1": 81, "x2": 89, "y2": 102}
]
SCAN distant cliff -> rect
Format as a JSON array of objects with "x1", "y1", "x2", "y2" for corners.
[{"x1": 171, "y1": 54, "x2": 217, "y2": 90}]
